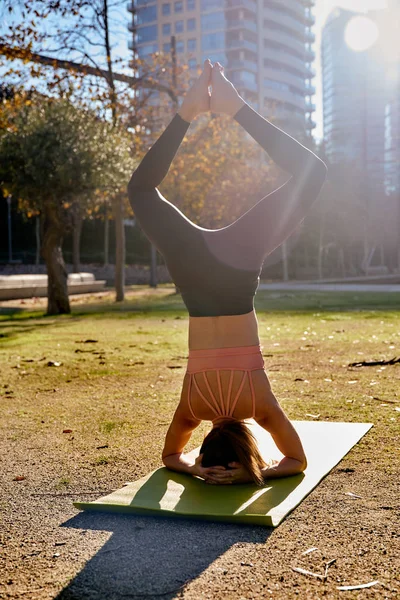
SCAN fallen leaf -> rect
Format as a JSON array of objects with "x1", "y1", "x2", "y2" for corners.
[
  {"x1": 47, "y1": 361, "x2": 62, "y2": 367},
  {"x1": 306, "y1": 413, "x2": 320, "y2": 419},
  {"x1": 345, "y1": 492, "x2": 362, "y2": 499},
  {"x1": 337, "y1": 581, "x2": 380, "y2": 591},
  {"x1": 13, "y1": 476, "x2": 26, "y2": 481},
  {"x1": 302, "y1": 547, "x2": 319, "y2": 555},
  {"x1": 292, "y1": 567, "x2": 326, "y2": 581},
  {"x1": 62, "y1": 429, "x2": 73, "y2": 434},
  {"x1": 96, "y1": 444, "x2": 108, "y2": 449},
  {"x1": 167, "y1": 365, "x2": 183, "y2": 369}
]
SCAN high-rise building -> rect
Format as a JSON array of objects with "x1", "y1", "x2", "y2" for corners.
[
  {"x1": 321, "y1": 7, "x2": 388, "y2": 193},
  {"x1": 127, "y1": 0, "x2": 317, "y2": 135}
]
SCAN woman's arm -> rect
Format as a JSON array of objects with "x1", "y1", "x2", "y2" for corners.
[
  {"x1": 162, "y1": 404, "x2": 226, "y2": 482},
  {"x1": 231, "y1": 102, "x2": 327, "y2": 257},
  {"x1": 256, "y1": 399, "x2": 307, "y2": 480}
]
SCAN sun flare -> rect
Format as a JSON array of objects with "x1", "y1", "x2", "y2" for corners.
[{"x1": 345, "y1": 16, "x2": 380, "y2": 52}]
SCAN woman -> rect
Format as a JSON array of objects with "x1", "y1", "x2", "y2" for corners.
[{"x1": 128, "y1": 60, "x2": 327, "y2": 486}]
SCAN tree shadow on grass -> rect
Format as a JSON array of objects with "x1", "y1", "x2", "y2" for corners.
[{"x1": 56, "y1": 512, "x2": 271, "y2": 600}]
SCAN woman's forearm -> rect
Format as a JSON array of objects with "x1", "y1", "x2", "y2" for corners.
[
  {"x1": 262, "y1": 456, "x2": 307, "y2": 480},
  {"x1": 128, "y1": 113, "x2": 190, "y2": 193},
  {"x1": 162, "y1": 452, "x2": 195, "y2": 476}
]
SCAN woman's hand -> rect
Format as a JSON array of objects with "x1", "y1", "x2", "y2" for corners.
[
  {"x1": 205, "y1": 461, "x2": 254, "y2": 485},
  {"x1": 178, "y1": 59, "x2": 212, "y2": 123},
  {"x1": 190, "y1": 454, "x2": 228, "y2": 483},
  {"x1": 210, "y1": 62, "x2": 245, "y2": 117}
]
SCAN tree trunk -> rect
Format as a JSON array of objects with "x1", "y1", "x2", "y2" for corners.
[
  {"x1": 35, "y1": 216, "x2": 40, "y2": 265},
  {"x1": 112, "y1": 195, "x2": 125, "y2": 302},
  {"x1": 42, "y1": 203, "x2": 70, "y2": 315},
  {"x1": 72, "y1": 205, "x2": 83, "y2": 273},
  {"x1": 104, "y1": 213, "x2": 109, "y2": 266}
]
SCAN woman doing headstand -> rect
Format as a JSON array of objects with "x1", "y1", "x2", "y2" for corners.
[{"x1": 128, "y1": 60, "x2": 328, "y2": 486}]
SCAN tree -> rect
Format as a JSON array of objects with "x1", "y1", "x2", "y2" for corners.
[
  {"x1": 0, "y1": 95, "x2": 132, "y2": 314},
  {"x1": 0, "y1": 0, "x2": 179, "y2": 300}
]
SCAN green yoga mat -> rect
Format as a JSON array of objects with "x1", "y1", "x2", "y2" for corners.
[{"x1": 74, "y1": 421, "x2": 372, "y2": 526}]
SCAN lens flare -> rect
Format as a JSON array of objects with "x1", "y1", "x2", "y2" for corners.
[{"x1": 345, "y1": 16, "x2": 380, "y2": 52}]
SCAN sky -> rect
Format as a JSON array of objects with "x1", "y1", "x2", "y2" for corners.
[{"x1": 313, "y1": 0, "x2": 388, "y2": 140}]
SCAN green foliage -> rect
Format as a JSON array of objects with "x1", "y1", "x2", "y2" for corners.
[{"x1": 0, "y1": 96, "x2": 133, "y2": 213}]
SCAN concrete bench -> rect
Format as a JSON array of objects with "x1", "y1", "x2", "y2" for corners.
[{"x1": 0, "y1": 273, "x2": 106, "y2": 300}]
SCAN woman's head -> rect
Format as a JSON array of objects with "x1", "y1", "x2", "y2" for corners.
[{"x1": 200, "y1": 418, "x2": 266, "y2": 485}]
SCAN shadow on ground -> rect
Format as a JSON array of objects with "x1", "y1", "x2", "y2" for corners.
[{"x1": 57, "y1": 512, "x2": 271, "y2": 599}]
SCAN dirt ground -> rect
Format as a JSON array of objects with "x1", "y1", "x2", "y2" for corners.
[{"x1": 0, "y1": 288, "x2": 399, "y2": 599}]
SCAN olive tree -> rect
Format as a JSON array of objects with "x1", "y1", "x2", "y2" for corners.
[{"x1": 0, "y1": 96, "x2": 132, "y2": 314}]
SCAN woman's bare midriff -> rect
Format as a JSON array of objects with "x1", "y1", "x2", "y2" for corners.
[
  {"x1": 188, "y1": 309, "x2": 260, "y2": 350},
  {"x1": 186, "y1": 309, "x2": 275, "y2": 419}
]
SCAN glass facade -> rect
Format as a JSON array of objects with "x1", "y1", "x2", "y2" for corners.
[
  {"x1": 175, "y1": 20, "x2": 184, "y2": 33},
  {"x1": 162, "y1": 3, "x2": 170, "y2": 16},
  {"x1": 138, "y1": 43, "x2": 159, "y2": 56},
  {"x1": 187, "y1": 38, "x2": 197, "y2": 52},
  {"x1": 174, "y1": 1, "x2": 183, "y2": 12},
  {"x1": 137, "y1": 25, "x2": 158, "y2": 43},
  {"x1": 201, "y1": 0, "x2": 223, "y2": 11},
  {"x1": 162, "y1": 23, "x2": 171, "y2": 36},
  {"x1": 201, "y1": 12, "x2": 225, "y2": 31},
  {"x1": 137, "y1": 5, "x2": 157, "y2": 24},
  {"x1": 201, "y1": 31, "x2": 225, "y2": 51}
]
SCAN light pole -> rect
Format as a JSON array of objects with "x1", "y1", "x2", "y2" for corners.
[{"x1": 7, "y1": 195, "x2": 12, "y2": 263}]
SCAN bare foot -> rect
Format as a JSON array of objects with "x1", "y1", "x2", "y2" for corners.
[
  {"x1": 210, "y1": 62, "x2": 245, "y2": 117},
  {"x1": 178, "y1": 59, "x2": 212, "y2": 122}
]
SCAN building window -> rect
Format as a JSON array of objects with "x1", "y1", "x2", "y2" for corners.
[
  {"x1": 175, "y1": 1, "x2": 183, "y2": 12},
  {"x1": 202, "y1": 31, "x2": 225, "y2": 51},
  {"x1": 176, "y1": 40, "x2": 184, "y2": 52},
  {"x1": 188, "y1": 58, "x2": 197, "y2": 69},
  {"x1": 163, "y1": 42, "x2": 171, "y2": 52},
  {"x1": 137, "y1": 5, "x2": 157, "y2": 24},
  {"x1": 187, "y1": 38, "x2": 196, "y2": 52},
  {"x1": 138, "y1": 43, "x2": 159, "y2": 57},
  {"x1": 187, "y1": 0, "x2": 195, "y2": 10},
  {"x1": 264, "y1": 78, "x2": 290, "y2": 92},
  {"x1": 162, "y1": 23, "x2": 171, "y2": 36},
  {"x1": 175, "y1": 20, "x2": 184, "y2": 33},
  {"x1": 137, "y1": 25, "x2": 158, "y2": 43},
  {"x1": 201, "y1": 0, "x2": 223, "y2": 10},
  {"x1": 187, "y1": 18, "x2": 196, "y2": 31},
  {"x1": 202, "y1": 51, "x2": 226, "y2": 64},
  {"x1": 162, "y1": 3, "x2": 171, "y2": 16},
  {"x1": 201, "y1": 12, "x2": 225, "y2": 31}
]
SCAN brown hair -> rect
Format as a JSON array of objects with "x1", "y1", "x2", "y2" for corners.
[{"x1": 200, "y1": 418, "x2": 266, "y2": 486}]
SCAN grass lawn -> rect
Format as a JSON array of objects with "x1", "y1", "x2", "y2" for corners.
[{"x1": 0, "y1": 286, "x2": 399, "y2": 599}]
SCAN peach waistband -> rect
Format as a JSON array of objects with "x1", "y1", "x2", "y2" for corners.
[{"x1": 187, "y1": 344, "x2": 264, "y2": 373}]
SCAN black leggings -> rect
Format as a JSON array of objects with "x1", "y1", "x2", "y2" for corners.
[{"x1": 128, "y1": 103, "x2": 327, "y2": 317}]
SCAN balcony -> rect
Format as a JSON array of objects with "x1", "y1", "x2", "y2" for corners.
[
  {"x1": 227, "y1": 20, "x2": 257, "y2": 33},
  {"x1": 305, "y1": 64, "x2": 316, "y2": 78},
  {"x1": 305, "y1": 47, "x2": 315, "y2": 61},
  {"x1": 305, "y1": 82, "x2": 316, "y2": 95},
  {"x1": 232, "y1": 79, "x2": 258, "y2": 92},
  {"x1": 265, "y1": 47, "x2": 308, "y2": 75},
  {"x1": 263, "y1": 7, "x2": 305, "y2": 38},
  {"x1": 305, "y1": 30, "x2": 315, "y2": 43},
  {"x1": 228, "y1": 58, "x2": 258, "y2": 72},
  {"x1": 305, "y1": 118, "x2": 317, "y2": 130},
  {"x1": 225, "y1": 0, "x2": 257, "y2": 13},
  {"x1": 128, "y1": 22, "x2": 136, "y2": 32},
  {"x1": 264, "y1": 66, "x2": 307, "y2": 94},
  {"x1": 127, "y1": 1, "x2": 135, "y2": 12},
  {"x1": 263, "y1": 85, "x2": 305, "y2": 111},
  {"x1": 227, "y1": 39, "x2": 258, "y2": 52},
  {"x1": 305, "y1": 101, "x2": 316, "y2": 111},
  {"x1": 128, "y1": 40, "x2": 135, "y2": 50},
  {"x1": 264, "y1": 26, "x2": 306, "y2": 56},
  {"x1": 305, "y1": 11, "x2": 316, "y2": 26}
]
